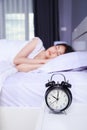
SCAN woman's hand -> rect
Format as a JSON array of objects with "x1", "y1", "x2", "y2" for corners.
[
  {"x1": 14, "y1": 58, "x2": 50, "y2": 72},
  {"x1": 14, "y1": 57, "x2": 49, "y2": 65}
]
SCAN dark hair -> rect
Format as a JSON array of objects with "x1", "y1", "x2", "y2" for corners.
[{"x1": 56, "y1": 43, "x2": 74, "y2": 53}]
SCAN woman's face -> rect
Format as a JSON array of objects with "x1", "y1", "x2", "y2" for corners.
[{"x1": 45, "y1": 45, "x2": 66, "y2": 59}]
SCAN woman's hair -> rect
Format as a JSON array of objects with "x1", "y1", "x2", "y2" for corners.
[{"x1": 56, "y1": 43, "x2": 74, "y2": 53}]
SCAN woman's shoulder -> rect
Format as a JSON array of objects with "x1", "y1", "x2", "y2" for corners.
[
  {"x1": 28, "y1": 37, "x2": 45, "y2": 58},
  {"x1": 31, "y1": 37, "x2": 44, "y2": 48},
  {"x1": 32, "y1": 37, "x2": 43, "y2": 44},
  {"x1": 32, "y1": 37, "x2": 42, "y2": 41}
]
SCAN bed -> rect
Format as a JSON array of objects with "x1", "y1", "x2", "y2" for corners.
[
  {"x1": 0, "y1": 20, "x2": 87, "y2": 130},
  {"x1": 0, "y1": 43, "x2": 87, "y2": 107}
]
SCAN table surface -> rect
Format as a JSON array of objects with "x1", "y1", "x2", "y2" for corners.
[{"x1": 35, "y1": 103, "x2": 87, "y2": 130}]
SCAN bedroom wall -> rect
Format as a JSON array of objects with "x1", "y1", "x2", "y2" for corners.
[
  {"x1": 72, "y1": 0, "x2": 87, "y2": 31},
  {"x1": 58, "y1": 0, "x2": 72, "y2": 45},
  {"x1": 71, "y1": 0, "x2": 87, "y2": 51},
  {"x1": 59, "y1": 0, "x2": 87, "y2": 44}
]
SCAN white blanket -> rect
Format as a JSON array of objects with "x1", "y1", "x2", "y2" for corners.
[
  {"x1": 0, "y1": 61, "x2": 18, "y2": 91},
  {"x1": 0, "y1": 67, "x2": 87, "y2": 106}
]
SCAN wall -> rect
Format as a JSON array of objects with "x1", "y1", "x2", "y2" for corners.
[
  {"x1": 59, "y1": 0, "x2": 72, "y2": 44},
  {"x1": 59, "y1": 0, "x2": 87, "y2": 44},
  {"x1": 72, "y1": 0, "x2": 87, "y2": 31}
]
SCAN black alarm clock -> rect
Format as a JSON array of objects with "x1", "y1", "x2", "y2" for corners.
[{"x1": 45, "y1": 73, "x2": 72, "y2": 113}]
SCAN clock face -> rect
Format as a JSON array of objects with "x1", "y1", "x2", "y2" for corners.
[{"x1": 46, "y1": 88, "x2": 69, "y2": 112}]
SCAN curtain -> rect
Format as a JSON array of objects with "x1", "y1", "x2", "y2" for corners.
[
  {"x1": 33, "y1": 0, "x2": 60, "y2": 49},
  {"x1": 0, "y1": 0, "x2": 34, "y2": 40}
]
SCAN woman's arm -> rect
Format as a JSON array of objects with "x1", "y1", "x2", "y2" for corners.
[
  {"x1": 16, "y1": 63, "x2": 44, "y2": 72},
  {"x1": 14, "y1": 37, "x2": 40, "y2": 60},
  {"x1": 14, "y1": 37, "x2": 45, "y2": 65},
  {"x1": 14, "y1": 57, "x2": 49, "y2": 65},
  {"x1": 13, "y1": 37, "x2": 49, "y2": 72}
]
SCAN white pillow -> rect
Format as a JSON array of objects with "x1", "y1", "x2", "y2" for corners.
[{"x1": 38, "y1": 51, "x2": 87, "y2": 73}]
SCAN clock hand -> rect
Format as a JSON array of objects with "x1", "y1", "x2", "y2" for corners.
[
  {"x1": 57, "y1": 90, "x2": 59, "y2": 99},
  {"x1": 51, "y1": 94, "x2": 57, "y2": 100}
]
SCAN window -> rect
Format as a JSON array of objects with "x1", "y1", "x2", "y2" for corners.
[
  {"x1": 29, "y1": 13, "x2": 34, "y2": 40},
  {"x1": 0, "y1": 0, "x2": 34, "y2": 40},
  {"x1": 6, "y1": 14, "x2": 25, "y2": 40}
]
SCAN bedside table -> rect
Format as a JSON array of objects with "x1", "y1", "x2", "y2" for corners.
[{"x1": 35, "y1": 103, "x2": 87, "y2": 130}]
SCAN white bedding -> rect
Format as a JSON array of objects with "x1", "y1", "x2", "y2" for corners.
[
  {"x1": 0, "y1": 39, "x2": 87, "y2": 107},
  {"x1": 0, "y1": 67, "x2": 87, "y2": 107}
]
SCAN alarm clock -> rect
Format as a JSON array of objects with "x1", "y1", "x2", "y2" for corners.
[{"x1": 45, "y1": 73, "x2": 72, "y2": 113}]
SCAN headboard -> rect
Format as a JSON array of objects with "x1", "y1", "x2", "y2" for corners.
[{"x1": 72, "y1": 16, "x2": 87, "y2": 51}]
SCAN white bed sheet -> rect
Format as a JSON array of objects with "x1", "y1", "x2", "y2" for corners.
[
  {"x1": 0, "y1": 72, "x2": 50, "y2": 107},
  {"x1": 0, "y1": 70, "x2": 87, "y2": 107}
]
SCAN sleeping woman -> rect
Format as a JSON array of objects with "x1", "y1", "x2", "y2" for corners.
[{"x1": 13, "y1": 37, "x2": 74, "y2": 72}]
